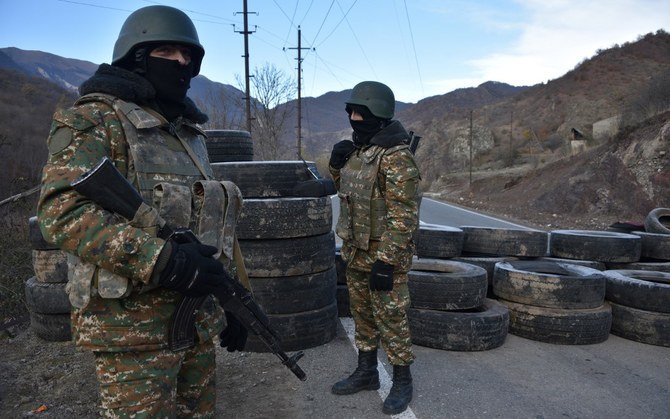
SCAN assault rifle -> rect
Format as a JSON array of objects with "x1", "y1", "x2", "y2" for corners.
[
  {"x1": 71, "y1": 157, "x2": 307, "y2": 381},
  {"x1": 407, "y1": 130, "x2": 421, "y2": 155}
]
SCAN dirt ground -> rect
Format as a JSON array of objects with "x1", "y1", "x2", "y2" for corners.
[{"x1": 0, "y1": 322, "x2": 304, "y2": 418}]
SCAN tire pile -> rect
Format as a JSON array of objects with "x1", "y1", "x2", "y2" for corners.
[
  {"x1": 26, "y1": 216, "x2": 71, "y2": 342},
  {"x1": 401, "y1": 206, "x2": 670, "y2": 349},
  {"x1": 205, "y1": 130, "x2": 254, "y2": 163},
  {"x1": 213, "y1": 160, "x2": 339, "y2": 352}
]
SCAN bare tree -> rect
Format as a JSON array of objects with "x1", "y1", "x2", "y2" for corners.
[
  {"x1": 194, "y1": 87, "x2": 245, "y2": 130},
  {"x1": 238, "y1": 63, "x2": 296, "y2": 160}
]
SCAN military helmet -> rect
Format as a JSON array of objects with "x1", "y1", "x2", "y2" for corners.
[
  {"x1": 346, "y1": 81, "x2": 395, "y2": 120},
  {"x1": 112, "y1": 5, "x2": 205, "y2": 75}
]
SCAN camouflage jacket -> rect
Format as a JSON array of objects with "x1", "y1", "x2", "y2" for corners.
[
  {"x1": 330, "y1": 120, "x2": 421, "y2": 273},
  {"x1": 37, "y1": 64, "x2": 223, "y2": 351}
]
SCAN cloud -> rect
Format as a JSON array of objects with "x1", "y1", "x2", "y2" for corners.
[{"x1": 468, "y1": 0, "x2": 670, "y2": 86}]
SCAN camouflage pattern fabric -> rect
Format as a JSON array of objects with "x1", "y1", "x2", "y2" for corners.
[
  {"x1": 331, "y1": 141, "x2": 420, "y2": 366},
  {"x1": 94, "y1": 339, "x2": 216, "y2": 418},
  {"x1": 331, "y1": 145, "x2": 420, "y2": 273},
  {"x1": 346, "y1": 267, "x2": 414, "y2": 366},
  {"x1": 38, "y1": 95, "x2": 223, "y2": 351}
]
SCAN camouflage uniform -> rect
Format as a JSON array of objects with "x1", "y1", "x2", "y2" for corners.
[
  {"x1": 330, "y1": 120, "x2": 420, "y2": 366},
  {"x1": 38, "y1": 64, "x2": 224, "y2": 417}
]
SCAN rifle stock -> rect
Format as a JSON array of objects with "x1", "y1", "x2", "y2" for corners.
[{"x1": 71, "y1": 157, "x2": 307, "y2": 381}]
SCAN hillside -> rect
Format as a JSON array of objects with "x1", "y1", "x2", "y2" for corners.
[
  {"x1": 435, "y1": 111, "x2": 670, "y2": 230},
  {"x1": 1, "y1": 30, "x2": 668, "y2": 229}
]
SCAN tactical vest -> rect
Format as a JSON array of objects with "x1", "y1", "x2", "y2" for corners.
[
  {"x1": 336, "y1": 143, "x2": 410, "y2": 250},
  {"x1": 66, "y1": 94, "x2": 241, "y2": 308}
]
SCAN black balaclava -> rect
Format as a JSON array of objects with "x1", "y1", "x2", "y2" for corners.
[
  {"x1": 347, "y1": 104, "x2": 388, "y2": 146},
  {"x1": 145, "y1": 56, "x2": 194, "y2": 121},
  {"x1": 123, "y1": 45, "x2": 195, "y2": 121}
]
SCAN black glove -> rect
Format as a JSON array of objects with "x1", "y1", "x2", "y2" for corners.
[
  {"x1": 158, "y1": 240, "x2": 227, "y2": 297},
  {"x1": 292, "y1": 179, "x2": 337, "y2": 197},
  {"x1": 329, "y1": 140, "x2": 356, "y2": 169},
  {"x1": 370, "y1": 260, "x2": 394, "y2": 291},
  {"x1": 220, "y1": 311, "x2": 248, "y2": 352}
]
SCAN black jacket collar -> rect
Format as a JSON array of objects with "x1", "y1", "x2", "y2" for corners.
[{"x1": 79, "y1": 64, "x2": 208, "y2": 124}]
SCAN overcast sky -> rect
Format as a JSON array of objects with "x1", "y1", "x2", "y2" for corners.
[{"x1": 1, "y1": 0, "x2": 668, "y2": 103}]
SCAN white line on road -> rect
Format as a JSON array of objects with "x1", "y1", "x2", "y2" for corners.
[
  {"x1": 423, "y1": 197, "x2": 532, "y2": 230},
  {"x1": 340, "y1": 317, "x2": 418, "y2": 419}
]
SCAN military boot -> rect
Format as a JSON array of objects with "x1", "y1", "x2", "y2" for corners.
[
  {"x1": 331, "y1": 349, "x2": 380, "y2": 395},
  {"x1": 382, "y1": 365, "x2": 413, "y2": 415}
]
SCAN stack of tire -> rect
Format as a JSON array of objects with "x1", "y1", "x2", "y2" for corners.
[
  {"x1": 26, "y1": 216, "x2": 71, "y2": 342},
  {"x1": 213, "y1": 161, "x2": 339, "y2": 352},
  {"x1": 493, "y1": 260, "x2": 610, "y2": 344},
  {"x1": 205, "y1": 129, "x2": 254, "y2": 163},
  {"x1": 600, "y1": 208, "x2": 670, "y2": 347},
  {"x1": 407, "y1": 224, "x2": 509, "y2": 351},
  {"x1": 455, "y1": 226, "x2": 548, "y2": 297}
]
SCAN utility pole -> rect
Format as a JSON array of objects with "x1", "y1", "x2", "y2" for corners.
[
  {"x1": 234, "y1": 0, "x2": 256, "y2": 132},
  {"x1": 469, "y1": 109, "x2": 473, "y2": 186},
  {"x1": 509, "y1": 109, "x2": 514, "y2": 165},
  {"x1": 287, "y1": 26, "x2": 312, "y2": 159}
]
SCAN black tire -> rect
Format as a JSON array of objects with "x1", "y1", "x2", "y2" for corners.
[
  {"x1": 644, "y1": 207, "x2": 670, "y2": 235},
  {"x1": 337, "y1": 284, "x2": 351, "y2": 317},
  {"x1": 211, "y1": 161, "x2": 316, "y2": 198},
  {"x1": 416, "y1": 224, "x2": 464, "y2": 258},
  {"x1": 205, "y1": 130, "x2": 253, "y2": 163},
  {"x1": 236, "y1": 197, "x2": 332, "y2": 239},
  {"x1": 500, "y1": 299, "x2": 612, "y2": 345},
  {"x1": 208, "y1": 154, "x2": 254, "y2": 162},
  {"x1": 537, "y1": 257, "x2": 606, "y2": 271},
  {"x1": 549, "y1": 230, "x2": 641, "y2": 263},
  {"x1": 609, "y1": 301, "x2": 670, "y2": 347},
  {"x1": 632, "y1": 231, "x2": 670, "y2": 261},
  {"x1": 460, "y1": 226, "x2": 548, "y2": 257},
  {"x1": 239, "y1": 232, "x2": 335, "y2": 277},
  {"x1": 32, "y1": 250, "x2": 68, "y2": 283},
  {"x1": 29, "y1": 312, "x2": 71, "y2": 342},
  {"x1": 605, "y1": 260, "x2": 670, "y2": 272},
  {"x1": 409, "y1": 259, "x2": 487, "y2": 310},
  {"x1": 493, "y1": 260, "x2": 606, "y2": 309},
  {"x1": 248, "y1": 267, "x2": 336, "y2": 314},
  {"x1": 408, "y1": 299, "x2": 509, "y2": 351},
  {"x1": 243, "y1": 302, "x2": 338, "y2": 352},
  {"x1": 28, "y1": 216, "x2": 57, "y2": 250},
  {"x1": 24, "y1": 277, "x2": 71, "y2": 314},
  {"x1": 453, "y1": 255, "x2": 519, "y2": 298},
  {"x1": 603, "y1": 270, "x2": 670, "y2": 313}
]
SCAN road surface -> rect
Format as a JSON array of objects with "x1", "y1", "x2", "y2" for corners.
[{"x1": 222, "y1": 195, "x2": 670, "y2": 418}]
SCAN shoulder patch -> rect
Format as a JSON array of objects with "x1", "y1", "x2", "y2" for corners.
[
  {"x1": 53, "y1": 105, "x2": 102, "y2": 132},
  {"x1": 47, "y1": 127, "x2": 73, "y2": 155}
]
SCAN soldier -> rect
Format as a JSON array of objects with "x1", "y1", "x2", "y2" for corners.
[
  {"x1": 37, "y1": 5, "x2": 247, "y2": 417},
  {"x1": 329, "y1": 81, "x2": 421, "y2": 415}
]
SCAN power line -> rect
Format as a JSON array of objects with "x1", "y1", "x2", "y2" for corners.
[
  {"x1": 403, "y1": 0, "x2": 424, "y2": 95},
  {"x1": 56, "y1": 0, "x2": 131, "y2": 13},
  {"x1": 316, "y1": 0, "x2": 357, "y2": 48},
  {"x1": 339, "y1": 5, "x2": 377, "y2": 79},
  {"x1": 298, "y1": 0, "x2": 315, "y2": 26},
  {"x1": 310, "y1": 0, "x2": 336, "y2": 47}
]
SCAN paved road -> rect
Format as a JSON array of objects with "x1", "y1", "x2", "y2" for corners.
[
  {"x1": 331, "y1": 196, "x2": 534, "y2": 231},
  {"x1": 220, "y1": 195, "x2": 670, "y2": 418}
]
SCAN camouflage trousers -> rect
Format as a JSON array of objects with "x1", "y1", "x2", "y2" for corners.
[
  {"x1": 93, "y1": 339, "x2": 216, "y2": 418},
  {"x1": 347, "y1": 266, "x2": 415, "y2": 366}
]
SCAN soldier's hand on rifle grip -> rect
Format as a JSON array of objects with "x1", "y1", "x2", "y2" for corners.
[
  {"x1": 369, "y1": 260, "x2": 395, "y2": 291},
  {"x1": 329, "y1": 140, "x2": 356, "y2": 169},
  {"x1": 219, "y1": 311, "x2": 248, "y2": 352},
  {"x1": 157, "y1": 240, "x2": 227, "y2": 297}
]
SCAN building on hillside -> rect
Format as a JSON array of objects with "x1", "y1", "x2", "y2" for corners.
[
  {"x1": 593, "y1": 115, "x2": 621, "y2": 141},
  {"x1": 570, "y1": 128, "x2": 587, "y2": 155}
]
